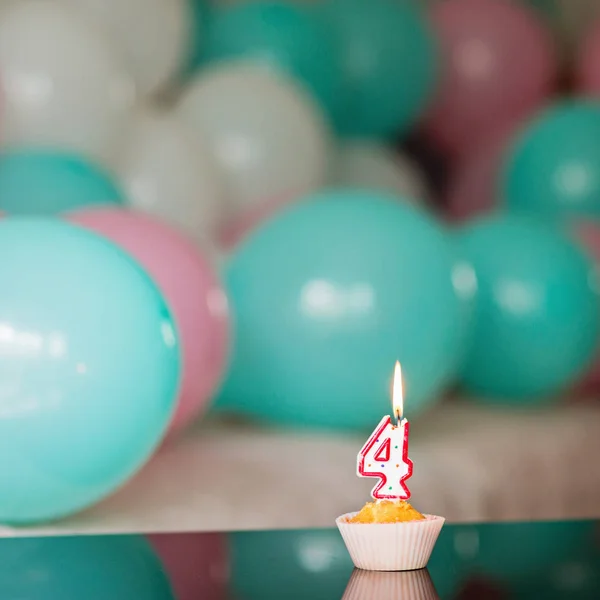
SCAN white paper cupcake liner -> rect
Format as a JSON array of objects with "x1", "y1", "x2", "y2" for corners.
[
  {"x1": 336, "y1": 512, "x2": 445, "y2": 571},
  {"x1": 342, "y1": 567, "x2": 439, "y2": 599}
]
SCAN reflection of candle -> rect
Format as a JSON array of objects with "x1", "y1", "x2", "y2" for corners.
[
  {"x1": 357, "y1": 362, "x2": 414, "y2": 500},
  {"x1": 342, "y1": 568, "x2": 439, "y2": 600}
]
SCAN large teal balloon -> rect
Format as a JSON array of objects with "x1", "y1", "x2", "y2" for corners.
[
  {"x1": 218, "y1": 190, "x2": 469, "y2": 430},
  {"x1": 0, "y1": 218, "x2": 180, "y2": 523},
  {"x1": 0, "y1": 535, "x2": 174, "y2": 598},
  {"x1": 203, "y1": 2, "x2": 340, "y2": 116},
  {"x1": 0, "y1": 150, "x2": 124, "y2": 215},
  {"x1": 502, "y1": 102, "x2": 600, "y2": 217},
  {"x1": 229, "y1": 529, "x2": 351, "y2": 600},
  {"x1": 457, "y1": 215, "x2": 600, "y2": 400},
  {"x1": 321, "y1": 0, "x2": 438, "y2": 139}
]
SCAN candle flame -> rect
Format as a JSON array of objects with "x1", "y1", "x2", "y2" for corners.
[{"x1": 392, "y1": 361, "x2": 403, "y2": 423}]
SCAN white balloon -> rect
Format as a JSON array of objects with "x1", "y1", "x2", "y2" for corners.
[
  {"x1": 0, "y1": 0, "x2": 135, "y2": 164},
  {"x1": 175, "y1": 63, "x2": 331, "y2": 219},
  {"x1": 329, "y1": 141, "x2": 428, "y2": 203},
  {"x1": 61, "y1": 0, "x2": 190, "y2": 97},
  {"x1": 117, "y1": 105, "x2": 224, "y2": 244}
]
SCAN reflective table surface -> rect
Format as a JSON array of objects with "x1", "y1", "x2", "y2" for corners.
[{"x1": 0, "y1": 519, "x2": 598, "y2": 599}]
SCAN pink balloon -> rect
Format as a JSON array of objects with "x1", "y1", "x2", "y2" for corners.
[
  {"x1": 422, "y1": 0, "x2": 557, "y2": 158},
  {"x1": 148, "y1": 533, "x2": 229, "y2": 600},
  {"x1": 444, "y1": 118, "x2": 533, "y2": 221},
  {"x1": 68, "y1": 208, "x2": 229, "y2": 434},
  {"x1": 576, "y1": 19, "x2": 600, "y2": 96},
  {"x1": 445, "y1": 133, "x2": 505, "y2": 221},
  {"x1": 569, "y1": 219, "x2": 600, "y2": 392}
]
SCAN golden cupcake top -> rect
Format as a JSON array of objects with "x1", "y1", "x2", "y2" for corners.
[{"x1": 348, "y1": 500, "x2": 425, "y2": 524}]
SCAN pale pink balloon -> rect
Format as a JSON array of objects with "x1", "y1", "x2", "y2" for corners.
[
  {"x1": 576, "y1": 19, "x2": 600, "y2": 96},
  {"x1": 219, "y1": 194, "x2": 296, "y2": 251},
  {"x1": 148, "y1": 533, "x2": 229, "y2": 600},
  {"x1": 569, "y1": 219, "x2": 600, "y2": 392},
  {"x1": 68, "y1": 208, "x2": 229, "y2": 435},
  {"x1": 422, "y1": 0, "x2": 557, "y2": 158},
  {"x1": 445, "y1": 133, "x2": 505, "y2": 221},
  {"x1": 444, "y1": 119, "x2": 532, "y2": 221}
]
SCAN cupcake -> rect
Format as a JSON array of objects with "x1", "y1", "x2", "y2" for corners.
[{"x1": 336, "y1": 499, "x2": 445, "y2": 571}]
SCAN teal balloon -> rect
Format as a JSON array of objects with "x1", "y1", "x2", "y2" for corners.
[
  {"x1": 185, "y1": 0, "x2": 212, "y2": 76},
  {"x1": 203, "y1": 2, "x2": 340, "y2": 115},
  {"x1": 322, "y1": 0, "x2": 438, "y2": 139},
  {"x1": 502, "y1": 102, "x2": 600, "y2": 217},
  {"x1": 0, "y1": 218, "x2": 180, "y2": 523},
  {"x1": 0, "y1": 150, "x2": 124, "y2": 215},
  {"x1": 457, "y1": 215, "x2": 600, "y2": 400},
  {"x1": 218, "y1": 189, "x2": 469, "y2": 430},
  {"x1": 0, "y1": 535, "x2": 174, "y2": 598},
  {"x1": 229, "y1": 529, "x2": 351, "y2": 600}
]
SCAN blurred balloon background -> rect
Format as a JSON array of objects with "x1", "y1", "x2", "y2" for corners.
[
  {"x1": 422, "y1": 0, "x2": 557, "y2": 158},
  {"x1": 218, "y1": 189, "x2": 470, "y2": 429},
  {"x1": 456, "y1": 215, "x2": 600, "y2": 401},
  {"x1": 0, "y1": 0, "x2": 596, "y2": 524}
]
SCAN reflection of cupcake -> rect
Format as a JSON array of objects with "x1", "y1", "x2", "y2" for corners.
[
  {"x1": 337, "y1": 500, "x2": 444, "y2": 571},
  {"x1": 342, "y1": 567, "x2": 440, "y2": 600}
]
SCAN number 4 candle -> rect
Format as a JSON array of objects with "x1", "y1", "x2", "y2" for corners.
[
  {"x1": 337, "y1": 360, "x2": 444, "y2": 572},
  {"x1": 357, "y1": 361, "x2": 414, "y2": 500}
]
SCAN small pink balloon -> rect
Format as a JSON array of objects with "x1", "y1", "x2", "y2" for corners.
[
  {"x1": 422, "y1": 0, "x2": 557, "y2": 158},
  {"x1": 219, "y1": 194, "x2": 296, "y2": 251},
  {"x1": 445, "y1": 119, "x2": 533, "y2": 221},
  {"x1": 445, "y1": 133, "x2": 505, "y2": 221},
  {"x1": 569, "y1": 219, "x2": 600, "y2": 392},
  {"x1": 68, "y1": 208, "x2": 229, "y2": 435},
  {"x1": 148, "y1": 533, "x2": 229, "y2": 600},
  {"x1": 576, "y1": 19, "x2": 600, "y2": 96}
]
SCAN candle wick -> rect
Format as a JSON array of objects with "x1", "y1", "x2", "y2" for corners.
[{"x1": 394, "y1": 407, "x2": 402, "y2": 425}]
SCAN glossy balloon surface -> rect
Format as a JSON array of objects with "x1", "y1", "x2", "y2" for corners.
[
  {"x1": 69, "y1": 208, "x2": 229, "y2": 435},
  {"x1": 0, "y1": 218, "x2": 180, "y2": 523},
  {"x1": 204, "y1": 1, "x2": 340, "y2": 115},
  {"x1": 218, "y1": 189, "x2": 470, "y2": 429},
  {"x1": 322, "y1": 0, "x2": 437, "y2": 139},
  {"x1": 502, "y1": 102, "x2": 600, "y2": 217},
  {"x1": 0, "y1": 0, "x2": 135, "y2": 164},
  {"x1": 175, "y1": 63, "x2": 330, "y2": 218},
  {"x1": 424, "y1": 0, "x2": 556, "y2": 156},
  {"x1": 0, "y1": 150, "x2": 124, "y2": 215},
  {"x1": 457, "y1": 215, "x2": 600, "y2": 400},
  {"x1": 0, "y1": 535, "x2": 175, "y2": 599}
]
